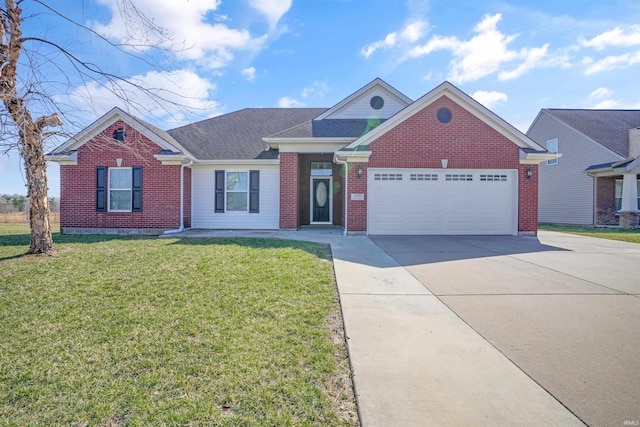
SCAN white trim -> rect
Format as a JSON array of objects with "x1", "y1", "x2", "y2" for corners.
[
  {"x1": 45, "y1": 151, "x2": 78, "y2": 165},
  {"x1": 314, "y1": 78, "x2": 412, "y2": 120},
  {"x1": 264, "y1": 137, "x2": 355, "y2": 152},
  {"x1": 194, "y1": 159, "x2": 280, "y2": 166},
  {"x1": 342, "y1": 81, "x2": 546, "y2": 152},
  {"x1": 49, "y1": 107, "x2": 192, "y2": 159},
  {"x1": 310, "y1": 176, "x2": 333, "y2": 224},
  {"x1": 107, "y1": 167, "x2": 132, "y2": 212}
]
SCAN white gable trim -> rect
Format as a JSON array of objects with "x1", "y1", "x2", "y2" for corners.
[
  {"x1": 50, "y1": 107, "x2": 193, "y2": 158},
  {"x1": 314, "y1": 78, "x2": 412, "y2": 120},
  {"x1": 341, "y1": 81, "x2": 546, "y2": 152}
]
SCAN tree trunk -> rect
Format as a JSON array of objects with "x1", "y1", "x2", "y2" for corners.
[{"x1": 22, "y1": 129, "x2": 55, "y2": 255}]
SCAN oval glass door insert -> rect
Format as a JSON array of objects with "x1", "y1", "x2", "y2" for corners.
[{"x1": 316, "y1": 181, "x2": 327, "y2": 207}]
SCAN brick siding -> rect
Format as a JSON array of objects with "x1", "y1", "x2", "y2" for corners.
[
  {"x1": 60, "y1": 120, "x2": 186, "y2": 232},
  {"x1": 343, "y1": 95, "x2": 536, "y2": 234}
]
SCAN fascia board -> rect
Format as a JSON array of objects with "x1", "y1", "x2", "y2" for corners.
[{"x1": 55, "y1": 107, "x2": 189, "y2": 156}]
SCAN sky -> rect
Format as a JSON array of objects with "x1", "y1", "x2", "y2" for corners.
[{"x1": 1, "y1": 0, "x2": 639, "y2": 197}]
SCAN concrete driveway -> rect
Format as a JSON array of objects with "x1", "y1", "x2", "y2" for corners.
[{"x1": 371, "y1": 231, "x2": 640, "y2": 427}]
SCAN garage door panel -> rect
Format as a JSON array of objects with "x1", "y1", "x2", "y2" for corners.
[{"x1": 368, "y1": 168, "x2": 517, "y2": 235}]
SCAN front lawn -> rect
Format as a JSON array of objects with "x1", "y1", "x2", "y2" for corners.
[
  {"x1": 539, "y1": 224, "x2": 640, "y2": 244},
  {"x1": 0, "y1": 224, "x2": 357, "y2": 426}
]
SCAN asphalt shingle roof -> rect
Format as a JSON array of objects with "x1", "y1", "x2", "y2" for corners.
[
  {"x1": 167, "y1": 108, "x2": 327, "y2": 160},
  {"x1": 544, "y1": 109, "x2": 640, "y2": 157}
]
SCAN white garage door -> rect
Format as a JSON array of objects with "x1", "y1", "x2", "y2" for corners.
[{"x1": 367, "y1": 168, "x2": 517, "y2": 235}]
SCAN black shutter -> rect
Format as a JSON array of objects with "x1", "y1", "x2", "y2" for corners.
[
  {"x1": 132, "y1": 166, "x2": 142, "y2": 212},
  {"x1": 249, "y1": 170, "x2": 259, "y2": 213},
  {"x1": 96, "y1": 166, "x2": 107, "y2": 212},
  {"x1": 215, "y1": 170, "x2": 225, "y2": 213}
]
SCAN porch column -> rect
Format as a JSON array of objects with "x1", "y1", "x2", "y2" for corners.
[
  {"x1": 619, "y1": 172, "x2": 639, "y2": 229},
  {"x1": 279, "y1": 152, "x2": 300, "y2": 229}
]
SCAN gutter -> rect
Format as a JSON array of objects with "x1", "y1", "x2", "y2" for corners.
[
  {"x1": 164, "y1": 160, "x2": 193, "y2": 235},
  {"x1": 334, "y1": 155, "x2": 349, "y2": 237}
]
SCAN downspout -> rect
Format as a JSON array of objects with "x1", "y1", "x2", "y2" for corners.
[
  {"x1": 164, "y1": 160, "x2": 193, "y2": 234},
  {"x1": 334, "y1": 155, "x2": 348, "y2": 236}
]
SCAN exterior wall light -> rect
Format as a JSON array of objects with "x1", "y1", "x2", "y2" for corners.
[
  {"x1": 357, "y1": 165, "x2": 363, "y2": 179},
  {"x1": 526, "y1": 168, "x2": 533, "y2": 180}
]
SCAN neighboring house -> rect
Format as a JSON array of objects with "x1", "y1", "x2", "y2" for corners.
[
  {"x1": 47, "y1": 78, "x2": 554, "y2": 236},
  {"x1": 527, "y1": 109, "x2": 640, "y2": 228}
]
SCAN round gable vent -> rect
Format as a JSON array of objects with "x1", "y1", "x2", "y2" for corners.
[
  {"x1": 437, "y1": 108, "x2": 452, "y2": 123},
  {"x1": 370, "y1": 95, "x2": 384, "y2": 110}
]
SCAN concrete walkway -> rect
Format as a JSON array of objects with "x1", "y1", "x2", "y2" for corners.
[{"x1": 167, "y1": 228, "x2": 584, "y2": 426}]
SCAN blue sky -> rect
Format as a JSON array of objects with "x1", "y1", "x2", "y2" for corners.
[{"x1": 1, "y1": 0, "x2": 639, "y2": 197}]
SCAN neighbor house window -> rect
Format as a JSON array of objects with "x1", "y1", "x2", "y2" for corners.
[
  {"x1": 615, "y1": 179, "x2": 640, "y2": 211},
  {"x1": 96, "y1": 166, "x2": 142, "y2": 213},
  {"x1": 547, "y1": 138, "x2": 558, "y2": 165}
]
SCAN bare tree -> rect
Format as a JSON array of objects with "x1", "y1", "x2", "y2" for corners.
[{"x1": 0, "y1": 0, "x2": 192, "y2": 255}]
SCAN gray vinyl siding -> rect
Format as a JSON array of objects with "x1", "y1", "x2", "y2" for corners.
[{"x1": 527, "y1": 111, "x2": 623, "y2": 225}]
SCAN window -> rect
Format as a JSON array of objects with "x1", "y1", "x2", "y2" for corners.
[
  {"x1": 226, "y1": 171, "x2": 248, "y2": 211},
  {"x1": 109, "y1": 168, "x2": 132, "y2": 211},
  {"x1": 374, "y1": 173, "x2": 403, "y2": 181},
  {"x1": 480, "y1": 174, "x2": 507, "y2": 182},
  {"x1": 547, "y1": 138, "x2": 558, "y2": 165},
  {"x1": 615, "y1": 179, "x2": 640, "y2": 211},
  {"x1": 410, "y1": 173, "x2": 438, "y2": 181},
  {"x1": 311, "y1": 161, "x2": 332, "y2": 176},
  {"x1": 215, "y1": 170, "x2": 259, "y2": 213},
  {"x1": 113, "y1": 128, "x2": 126, "y2": 142},
  {"x1": 445, "y1": 174, "x2": 473, "y2": 181},
  {"x1": 97, "y1": 166, "x2": 142, "y2": 213}
]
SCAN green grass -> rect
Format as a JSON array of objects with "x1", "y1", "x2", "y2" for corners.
[
  {"x1": 0, "y1": 224, "x2": 357, "y2": 426},
  {"x1": 539, "y1": 224, "x2": 640, "y2": 244}
]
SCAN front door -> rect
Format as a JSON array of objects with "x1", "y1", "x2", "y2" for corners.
[{"x1": 312, "y1": 178, "x2": 331, "y2": 223}]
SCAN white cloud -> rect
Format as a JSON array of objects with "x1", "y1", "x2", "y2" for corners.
[
  {"x1": 579, "y1": 25, "x2": 640, "y2": 50},
  {"x1": 247, "y1": 0, "x2": 292, "y2": 29},
  {"x1": 241, "y1": 67, "x2": 256, "y2": 81},
  {"x1": 301, "y1": 81, "x2": 330, "y2": 98},
  {"x1": 278, "y1": 96, "x2": 304, "y2": 108},
  {"x1": 361, "y1": 20, "x2": 427, "y2": 58},
  {"x1": 91, "y1": 0, "x2": 266, "y2": 67},
  {"x1": 591, "y1": 99, "x2": 621, "y2": 109},
  {"x1": 498, "y1": 44, "x2": 549, "y2": 80},
  {"x1": 584, "y1": 51, "x2": 640, "y2": 74},
  {"x1": 64, "y1": 69, "x2": 219, "y2": 126},
  {"x1": 409, "y1": 13, "x2": 548, "y2": 83},
  {"x1": 589, "y1": 87, "x2": 613, "y2": 99},
  {"x1": 472, "y1": 90, "x2": 508, "y2": 109}
]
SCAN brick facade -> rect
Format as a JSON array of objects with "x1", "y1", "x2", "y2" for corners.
[
  {"x1": 60, "y1": 120, "x2": 189, "y2": 233},
  {"x1": 342, "y1": 95, "x2": 536, "y2": 234},
  {"x1": 279, "y1": 152, "x2": 299, "y2": 229}
]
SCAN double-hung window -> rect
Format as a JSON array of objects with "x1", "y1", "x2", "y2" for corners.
[
  {"x1": 96, "y1": 166, "x2": 142, "y2": 213},
  {"x1": 109, "y1": 168, "x2": 133, "y2": 211},
  {"x1": 215, "y1": 170, "x2": 259, "y2": 213},
  {"x1": 226, "y1": 171, "x2": 248, "y2": 211}
]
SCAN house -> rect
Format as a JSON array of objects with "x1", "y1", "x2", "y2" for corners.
[
  {"x1": 527, "y1": 109, "x2": 640, "y2": 228},
  {"x1": 46, "y1": 78, "x2": 554, "y2": 236}
]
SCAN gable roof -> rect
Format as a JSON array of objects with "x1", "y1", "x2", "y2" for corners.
[
  {"x1": 314, "y1": 77, "x2": 412, "y2": 121},
  {"x1": 542, "y1": 109, "x2": 640, "y2": 157},
  {"x1": 48, "y1": 107, "x2": 192, "y2": 157},
  {"x1": 167, "y1": 108, "x2": 327, "y2": 160},
  {"x1": 340, "y1": 81, "x2": 546, "y2": 153}
]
